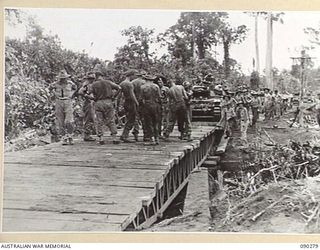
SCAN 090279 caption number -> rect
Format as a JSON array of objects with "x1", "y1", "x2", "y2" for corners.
[{"x1": 300, "y1": 244, "x2": 319, "y2": 248}]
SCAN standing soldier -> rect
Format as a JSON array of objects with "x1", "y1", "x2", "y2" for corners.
[
  {"x1": 131, "y1": 71, "x2": 147, "y2": 141},
  {"x1": 156, "y1": 75, "x2": 170, "y2": 138},
  {"x1": 235, "y1": 89, "x2": 244, "y2": 104},
  {"x1": 281, "y1": 97, "x2": 289, "y2": 115},
  {"x1": 236, "y1": 101, "x2": 249, "y2": 143},
  {"x1": 163, "y1": 80, "x2": 191, "y2": 141},
  {"x1": 243, "y1": 89, "x2": 252, "y2": 124},
  {"x1": 234, "y1": 89, "x2": 244, "y2": 126},
  {"x1": 53, "y1": 70, "x2": 77, "y2": 145},
  {"x1": 140, "y1": 75, "x2": 162, "y2": 145},
  {"x1": 250, "y1": 91, "x2": 261, "y2": 128},
  {"x1": 117, "y1": 70, "x2": 139, "y2": 143},
  {"x1": 269, "y1": 91, "x2": 276, "y2": 120},
  {"x1": 183, "y1": 81, "x2": 193, "y2": 140},
  {"x1": 263, "y1": 87, "x2": 272, "y2": 120},
  {"x1": 78, "y1": 72, "x2": 96, "y2": 141},
  {"x1": 221, "y1": 95, "x2": 236, "y2": 138},
  {"x1": 89, "y1": 69, "x2": 121, "y2": 145},
  {"x1": 228, "y1": 91, "x2": 237, "y2": 131},
  {"x1": 243, "y1": 89, "x2": 253, "y2": 108},
  {"x1": 274, "y1": 90, "x2": 282, "y2": 119}
]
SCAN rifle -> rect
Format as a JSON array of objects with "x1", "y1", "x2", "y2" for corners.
[
  {"x1": 71, "y1": 85, "x2": 82, "y2": 99},
  {"x1": 71, "y1": 74, "x2": 85, "y2": 99}
]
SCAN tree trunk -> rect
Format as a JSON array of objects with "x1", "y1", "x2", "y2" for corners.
[
  {"x1": 255, "y1": 15, "x2": 260, "y2": 73},
  {"x1": 192, "y1": 20, "x2": 196, "y2": 59},
  {"x1": 197, "y1": 34, "x2": 205, "y2": 59},
  {"x1": 265, "y1": 12, "x2": 273, "y2": 90},
  {"x1": 223, "y1": 40, "x2": 230, "y2": 78},
  {"x1": 197, "y1": 42, "x2": 205, "y2": 59}
]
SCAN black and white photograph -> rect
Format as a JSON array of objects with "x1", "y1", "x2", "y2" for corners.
[{"x1": 3, "y1": 7, "x2": 320, "y2": 234}]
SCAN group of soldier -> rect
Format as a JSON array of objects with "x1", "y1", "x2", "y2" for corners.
[
  {"x1": 51, "y1": 67, "x2": 193, "y2": 146},
  {"x1": 220, "y1": 86, "x2": 287, "y2": 142},
  {"x1": 51, "y1": 64, "x2": 300, "y2": 146}
]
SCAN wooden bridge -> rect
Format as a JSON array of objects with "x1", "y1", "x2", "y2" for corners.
[{"x1": 2, "y1": 123, "x2": 223, "y2": 232}]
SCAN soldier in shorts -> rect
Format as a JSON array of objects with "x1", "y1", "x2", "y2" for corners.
[{"x1": 53, "y1": 70, "x2": 77, "y2": 145}]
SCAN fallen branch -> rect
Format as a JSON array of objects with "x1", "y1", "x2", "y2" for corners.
[
  {"x1": 296, "y1": 166, "x2": 302, "y2": 179},
  {"x1": 222, "y1": 193, "x2": 232, "y2": 225},
  {"x1": 304, "y1": 189, "x2": 317, "y2": 203},
  {"x1": 228, "y1": 189, "x2": 264, "y2": 215},
  {"x1": 154, "y1": 211, "x2": 202, "y2": 228},
  {"x1": 295, "y1": 162, "x2": 309, "y2": 179},
  {"x1": 272, "y1": 170, "x2": 278, "y2": 183},
  {"x1": 307, "y1": 203, "x2": 320, "y2": 224},
  {"x1": 248, "y1": 165, "x2": 279, "y2": 185},
  {"x1": 251, "y1": 195, "x2": 288, "y2": 222},
  {"x1": 262, "y1": 129, "x2": 276, "y2": 145},
  {"x1": 39, "y1": 139, "x2": 50, "y2": 144},
  {"x1": 301, "y1": 212, "x2": 309, "y2": 221},
  {"x1": 224, "y1": 178, "x2": 240, "y2": 187},
  {"x1": 294, "y1": 161, "x2": 309, "y2": 167}
]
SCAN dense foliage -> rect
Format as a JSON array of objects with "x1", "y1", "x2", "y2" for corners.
[
  {"x1": 5, "y1": 18, "x2": 104, "y2": 139},
  {"x1": 5, "y1": 10, "x2": 249, "y2": 140}
]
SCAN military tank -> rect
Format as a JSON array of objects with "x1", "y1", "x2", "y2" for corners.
[{"x1": 190, "y1": 85, "x2": 222, "y2": 122}]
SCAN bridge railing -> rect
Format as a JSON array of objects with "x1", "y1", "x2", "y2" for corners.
[{"x1": 120, "y1": 126, "x2": 223, "y2": 231}]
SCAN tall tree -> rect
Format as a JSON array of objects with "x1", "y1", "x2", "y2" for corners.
[
  {"x1": 265, "y1": 12, "x2": 284, "y2": 90},
  {"x1": 265, "y1": 12, "x2": 273, "y2": 90},
  {"x1": 218, "y1": 22, "x2": 248, "y2": 78},
  {"x1": 114, "y1": 26, "x2": 155, "y2": 71},
  {"x1": 254, "y1": 14, "x2": 260, "y2": 72},
  {"x1": 5, "y1": 16, "x2": 102, "y2": 138},
  {"x1": 245, "y1": 12, "x2": 268, "y2": 73},
  {"x1": 304, "y1": 25, "x2": 320, "y2": 47},
  {"x1": 5, "y1": 9, "x2": 24, "y2": 26},
  {"x1": 159, "y1": 12, "x2": 228, "y2": 61}
]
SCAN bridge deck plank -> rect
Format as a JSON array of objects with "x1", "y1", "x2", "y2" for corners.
[{"x1": 3, "y1": 125, "x2": 215, "y2": 232}]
